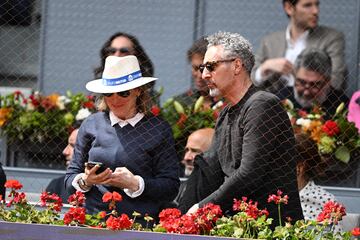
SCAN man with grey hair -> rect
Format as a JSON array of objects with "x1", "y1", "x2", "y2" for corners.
[
  {"x1": 278, "y1": 48, "x2": 349, "y2": 118},
  {"x1": 187, "y1": 31, "x2": 303, "y2": 225}
]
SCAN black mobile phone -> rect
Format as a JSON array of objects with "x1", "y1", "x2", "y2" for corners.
[{"x1": 86, "y1": 161, "x2": 107, "y2": 174}]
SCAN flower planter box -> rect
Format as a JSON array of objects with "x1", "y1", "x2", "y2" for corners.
[{"x1": 0, "y1": 221, "x2": 244, "y2": 240}]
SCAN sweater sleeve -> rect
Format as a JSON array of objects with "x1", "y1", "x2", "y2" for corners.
[{"x1": 65, "y1": 118, "x2": 92, "y2": 193}]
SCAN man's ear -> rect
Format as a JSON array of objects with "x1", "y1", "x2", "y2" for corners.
[
  {"x1": 284, "y1": 1, "x2": 295, "y2": 17},
  {"x1": 234, "y1": 58, "x2": 243, "y2": 75}
]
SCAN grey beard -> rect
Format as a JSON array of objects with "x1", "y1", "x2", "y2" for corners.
[
  {"x1": 293, "y1": 87, "x2": 330, "y2": 109},
  {"x1": 184, "y1": 168, "x2": 193, "y2": 177},
  {"x1": 294, "y1": 90, "x2": 312, "y2": 108},
  {"x1": 209, "y1": 88, "x2": 220, "y2": 97}
]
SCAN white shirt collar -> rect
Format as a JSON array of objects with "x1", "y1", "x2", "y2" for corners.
[
  {"x1": 109, "y1": 111, "x2": 144, "y2": 128},
  {"x1": 285, "y1": 24, "x2": 309, "y2": 47}
]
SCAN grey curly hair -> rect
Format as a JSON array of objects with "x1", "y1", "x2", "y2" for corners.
[{"x1": 206, "y1": 31, "x2": 255, "y2": 75}]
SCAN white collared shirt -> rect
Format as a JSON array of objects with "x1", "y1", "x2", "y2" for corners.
[
  {"x1": 109, "y1": 111, "x2": 144, "y2": 128},
  {"x1": 284, "y1": 25, "x2": 309, "y2": 86},
  {"x1": 255, "y1": 25, "x2": 309, "y2": 87},
  {"x1": 72, "y1": 111, "x2": 146, "y2": 198}
]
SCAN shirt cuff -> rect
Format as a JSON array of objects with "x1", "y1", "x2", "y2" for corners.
[
  {"x1": 72, "y1": 173, "x2": 91, "y2": 193},
  {"x1": 253, "y1": 67, "x2": 264, "y2": 86},
  {"x1": 123, "y1": 175, "x2": 144, "y2": 198}
]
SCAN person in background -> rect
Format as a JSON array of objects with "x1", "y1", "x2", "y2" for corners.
[
  {"x1": 45, "y1": 125, "x2": 80, "y2": 202},
  {"x1": 66, "y1": 55, "x2": 179, "y2": 223},
  {"x1": 252, "y1": 0, "x2": 346, "y2": 93},
  {"x1": 94, "y1": 32, "x2": 158, "y2": 103},
  {"x1": 174, "y1": 128, "x2": 214, "y2": 210},
  {"x1": 277, "y1": 48, "x2": 348, "y2": 118},
  {"x1": 0, "y1": 162, "x2": 6, "y2": 198},
  {"x1": 187, "y1": 31, "x2": 303, "y2": 225},
  {"x1": 174, "y1": 37, "x2": 219, "y2": 109},
  {"x1": 181, "y1": 128, "x2": 215, "y2": 177},
  {"x1": 295, "y1": 133, "x2": 343, "y2": 232}
]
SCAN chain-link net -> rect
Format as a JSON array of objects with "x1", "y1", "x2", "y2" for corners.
[{"x1": 0, "y1": 0, "x2": 359, "y2": 222}]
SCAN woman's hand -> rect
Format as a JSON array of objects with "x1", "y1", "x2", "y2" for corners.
[
  {"x1": 83, "y1": 163, "x2": 112, "y2": 185},
  {"x1": 106, "y1": 167, "x2": 139, "y2": 192}
]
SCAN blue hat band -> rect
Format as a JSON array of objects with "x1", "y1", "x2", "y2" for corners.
[{"x1": 102, "y1": 70, "x2": 142, "y2": 86}]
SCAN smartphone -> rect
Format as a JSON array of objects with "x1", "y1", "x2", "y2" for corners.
[{"x1": 86, "y1": 161, "x2": 107, "y2": 174}]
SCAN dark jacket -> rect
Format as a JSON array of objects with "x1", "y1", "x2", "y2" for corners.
[
  {"x1": 177, "y1": 154, "x2": 224, "y2": 214},
  {"x1": 46, "y1": 176, "x2": 71, "y2": 203},
  {"x1": 0, "y1": 163, "x2": 6, "y2": 198}
]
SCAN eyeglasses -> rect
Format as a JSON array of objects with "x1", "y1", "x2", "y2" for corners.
[
  {"x1": 105, "y1": 47, "x2": 131, "y2": 55},
  {"x1": 199, "y1": 58, "x2": 236, "y2": 73},
  {"x1": 192, "y1": 64, "x2": 201, "y2": 72},
  {"x1": 102, "y1": 90, "x2": 131, "y2": 98},
  {"x1": 295, "y1": 78, "x2": 327, "y2": 91}
]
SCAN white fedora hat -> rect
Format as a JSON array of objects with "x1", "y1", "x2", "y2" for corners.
[{"x1": 86, "y1": 55, "x2": 157, "y2": 93}]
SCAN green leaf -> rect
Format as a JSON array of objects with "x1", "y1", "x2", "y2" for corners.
[{"x1": 335, "y1": 146, "x2": 350, "y2": 163}]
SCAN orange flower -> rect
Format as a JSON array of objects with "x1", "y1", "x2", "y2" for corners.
[{"x1": 0, "y1": 107, "x2": 12, "y2": 127}]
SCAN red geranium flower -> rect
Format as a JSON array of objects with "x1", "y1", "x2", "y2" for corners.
[
  {"x1": 40, "y1": 191, "x2": 63, "y2": 212},
  {"x1": 267, "y1": 190, "x2": 289, "y2": 205},
  {"x1": 102, "y1": 191, "x2": 122, "y2": 203},
  {"x1": 4, "y1": 179, "x2": 23, "y2": 190},
  {"x1": 63, "y1": 207, "x2": 86, "y2": 225},
  {"x1": 106, "y1": 214, "x2": 133, "y2": 230},
  {"x1": 352, "y1": 227, "x2": 360, "y2": 237},
  {"x1": 67, "y1": 191, "x2": 86, "y2": 207},
  {"x1": 233, "y1": 197, "x2": 268, "y2": 219},
  {"x1": 159, "y1": 208, "x2": 182, "y2": 223},
  {"x1": 102, "y1": 191, "x2": 122, "y2": 210},
  {"x1": 322, "y1": 120, "x2": 340, "y2": 137},
  {"x1": 317, "y1": 201, "x2": 346, "y2": 225}
]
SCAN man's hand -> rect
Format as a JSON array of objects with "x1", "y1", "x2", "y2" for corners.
[
  {"x1": 187, "y1": 203, "x2": 199, "y2": 214},
  {"x1": 261, "y1": 58, "x2": 294, "y2": 76}
]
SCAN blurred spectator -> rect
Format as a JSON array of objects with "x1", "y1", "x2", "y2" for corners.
[
  {"x1": 0, "y1": 162, "x2": 6, "y2": 198},
  {"x1": 46, "y1": 122, "x2": 83, "y2": 202},
  {"x1": 277, "y1": 48, "x2": 349, "y2": 118},
  {"x1": 186, "y1": 31, "x2": 303, "y2": 225},
  {"x1": 181, "y1": 128, "x2": 215, "y2": 177},
  {"x1": 94, "y1": 32, "x2": 158, "y2": 103},
  {"x1": 175, "y1": 128, "x2": 214, "y2": 211},
  {"x1": 252, "y1": 0, "x2": 346, "y2": 93},
  {"x1": 295, "y1": 133, "x2": 343, "y2": 232},
  {"x1": 174, "y1": 37, "x2": 219, "y2": 109}
]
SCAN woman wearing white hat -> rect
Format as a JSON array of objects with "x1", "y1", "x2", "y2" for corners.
[{"x1": 65, "y1": 55, "x2": 180, "y2": 222}]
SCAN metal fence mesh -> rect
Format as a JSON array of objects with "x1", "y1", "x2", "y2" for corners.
[{"x1": 0, "y1": 0, "x2": 359, "y2": 214}]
